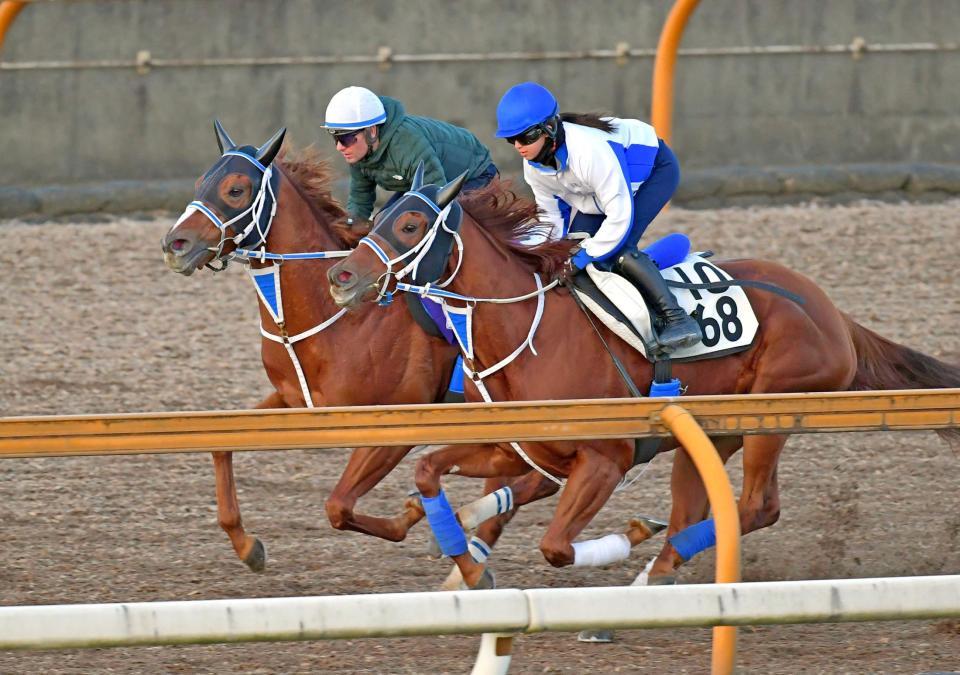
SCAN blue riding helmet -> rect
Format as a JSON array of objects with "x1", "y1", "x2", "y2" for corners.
[{"x1": 495, "y1": 82, "x2": 559, "y2": 138}]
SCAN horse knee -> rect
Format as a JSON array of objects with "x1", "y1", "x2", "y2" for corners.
[
  {"x1": 325, "y1": 497, "x2": 353, "y2": 530},
  {"x1": 414, "y1": 455, "x2": 441, "y2": 493},
  {"x1": 539, "y1": 537, "x2": 573, "y2": 568}
]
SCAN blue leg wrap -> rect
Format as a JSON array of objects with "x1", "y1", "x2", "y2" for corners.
[
  {"x1": 649, "y1": 378, "x2": 681, "y2": 397},
  {"x1": 669, "y1": 518, "x2": 716, "y2": 561},
  {"x1": 422, "y1": 490, "x2": 468, "y2": 557}
]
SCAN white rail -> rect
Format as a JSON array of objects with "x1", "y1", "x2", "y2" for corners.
[{"x1": 2, "y1": 575, "x2": 958, "y2": 651}]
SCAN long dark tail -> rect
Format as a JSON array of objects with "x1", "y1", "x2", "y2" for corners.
[{"x1": 845, "y1": 314, "x2": 960, "y2": 444}]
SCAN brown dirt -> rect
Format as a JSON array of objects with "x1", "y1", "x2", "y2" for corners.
[{"x1": 1, "y1": 199, "x2": 959, "y2": 674}]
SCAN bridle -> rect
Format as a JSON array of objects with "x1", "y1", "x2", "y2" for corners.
[
  {"x1": 172, "y1": 149, "x2": 280, "y2": 272},
  {"x1": 358, "y1": 189, "x2": 462, "y2": 305}
]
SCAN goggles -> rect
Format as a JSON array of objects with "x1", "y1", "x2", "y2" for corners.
[
  {"x1": 329, "y1": 128, "x2": 363, "y2": 148},
  {"x1": 505, "y1": 125, "x2": 548, "y2": 147}
]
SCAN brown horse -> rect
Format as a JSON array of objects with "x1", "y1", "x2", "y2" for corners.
[
  {"x1": 160, "y1": 124, "x2": 520, "y2": 572},
  {"x1": 328, "y1": 174, "x2": 960, "y2": 589}
]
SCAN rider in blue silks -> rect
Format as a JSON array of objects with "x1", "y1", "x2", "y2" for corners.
[{"x1": 495, "y1": 81, "x2": 702, "y2": 352}]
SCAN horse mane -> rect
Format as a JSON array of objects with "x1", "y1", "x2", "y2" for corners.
[
  {"x1": 276, "y1": 145, "x2": 368, "y2": 247},
  {"x1": 459, "y1": 179, "x2": 576, "y2": 277}
]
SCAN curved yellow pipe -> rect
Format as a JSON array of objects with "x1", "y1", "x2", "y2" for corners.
[
  {"x1": 661, "y1": 404, "x2": 740, "y2": 675},
  {"x1": 0, "y1": 1, "x2": 28, "y2": 55},
  {"x1": 651, "y1": 0, "x2": 702, "y2": 144}
]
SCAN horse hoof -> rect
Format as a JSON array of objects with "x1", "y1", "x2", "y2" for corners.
[
  {"x1": 461, "y1": 567, "x2": 496, "y2": 590},
  {"x1": 577, "y1": 629, "x2": 615, "y2": 643},
  {"x1": 629, "y1": 515, "x2": 668, "y2": 537},
  {"x1": 242, "y1": 538, "x2": 267, "y2": 573},
  {"x1": 439, "y1": 565, "x2": 464, "y2": 591},
  {"x1": 647, "y1": 574, "x2": 677, "y2": 586}
]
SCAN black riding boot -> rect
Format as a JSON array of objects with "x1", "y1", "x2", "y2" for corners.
[{"x1": 615, "y1": 250, "x2": 703, "y2": 351}]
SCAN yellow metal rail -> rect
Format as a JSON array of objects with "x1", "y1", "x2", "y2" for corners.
[
  {"x1": 0, "y1": 1, "x2": 28, "y2": 54},
  {"x1": 662, "y1": 405, "x2": 740, "y2": 675},
  {"x1": 2, "y1": 389, "x2": 958, "y2": 459},
  {"x1": 651, "y1": 0, "x2": 702, "y2": 143}
]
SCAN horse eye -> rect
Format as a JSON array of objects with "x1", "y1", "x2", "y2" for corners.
[
  {"x1": 229, "y1": 187, "x2": 244, "y2": 197},
  {"x1": 402, "y1": 222, "x2": 418, "y2": 233}
]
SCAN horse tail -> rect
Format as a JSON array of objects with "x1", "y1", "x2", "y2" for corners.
[{"x1": 844, "y1": 314, "x2": 960, "y2": 445}]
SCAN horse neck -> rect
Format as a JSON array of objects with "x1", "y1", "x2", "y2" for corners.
[
  {"x1": 253, "y1": 174, "x2": 349, "y2": 335},
  {"x1": 265, "y1": 172, "x2": 344, "y2": 255},
  {"x1": 446, "y1": 216, "x2": 547, "y2": 358}
]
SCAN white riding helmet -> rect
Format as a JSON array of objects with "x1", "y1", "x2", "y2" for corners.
[{"x1": 323, "y1": 86, "x2": 387, "y2": 131}]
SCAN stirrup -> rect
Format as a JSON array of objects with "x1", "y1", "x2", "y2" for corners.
[{"x1": 656, "y1": 316, "x2": 702, "y2": 351}]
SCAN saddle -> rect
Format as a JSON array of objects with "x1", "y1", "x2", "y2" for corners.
[{"x1": 570, "y1": 234, "x2": 759, "y2": 363}]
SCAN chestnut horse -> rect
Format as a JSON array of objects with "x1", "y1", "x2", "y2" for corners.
[
  {"x1": 328, "y1": 173, "x2": 960, "y2": 589},
  {"x1": 160, "y1": 124, "x2": 538, "y2": 573}
]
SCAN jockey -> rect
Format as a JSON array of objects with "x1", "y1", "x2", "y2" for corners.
[
  {"x1": 495, "y1": 81, "x2": 701, "y2": 352},
  {"x1": 323, "y1": 86, "x2": 498, "y2": 220}
]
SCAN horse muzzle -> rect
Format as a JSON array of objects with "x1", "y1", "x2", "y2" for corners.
[
  {"x1": 161, "y1": 233, "x2": 215, "y2": 275},
  {"x1": 327, "y1": 264, "x2": 377, "y2": 309}
]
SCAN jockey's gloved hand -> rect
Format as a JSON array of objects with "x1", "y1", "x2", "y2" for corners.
[{"x1": 342, "y1": 216, "x2": 374, "y2": 235}]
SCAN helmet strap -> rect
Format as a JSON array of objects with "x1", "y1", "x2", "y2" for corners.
[
  {"x1": 360, "y1": 126, "x2": 379, "y2": 160},
  {"x1": 531, "y1": 117, "x2": 564, "y2": 168}
]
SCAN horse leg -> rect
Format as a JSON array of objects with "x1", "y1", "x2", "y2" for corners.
[
  {"x1": 538, "y1": 447, "x2": 626, "y2": 568},
  {"x1": 415, "y1": 444, "x2": 529, "y2": 589},
  {"x1": 324, "y1": 445, "x2": 422, "y2": 541},
  {"x1": 211, "y1": 390, "x2": 286, "y2": 572},
  {"x1": 643, "y1": 435, "x2": 744, "y2": 583},
  {"x1": 440, "y1": 471, "x2": 561, "y2": 591},
  {"x1": 737, "y1": 434, "x2": 786, "y2": 534}
]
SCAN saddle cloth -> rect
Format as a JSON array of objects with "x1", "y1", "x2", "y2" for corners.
[{"x1": 572, "y1": 253, "x2": 758, "y2": 362}]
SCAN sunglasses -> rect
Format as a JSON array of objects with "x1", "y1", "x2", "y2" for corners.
[
  {"x1": 505, "y1": 125, "x2": 547, "y2": 146},
  {"x1": 330, "y1": 129, "x2": 362, "y2": 148}
]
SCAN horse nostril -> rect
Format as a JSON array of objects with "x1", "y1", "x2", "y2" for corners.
[
  {"x1": 337, "y1": 270, "x2": 353, "y2": 284},
  {"x1": 171, "y1": 239, "x2": 188, "y2": 253}
]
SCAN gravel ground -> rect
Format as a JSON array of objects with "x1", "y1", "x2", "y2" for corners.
[{"x1": 1, "y1": 199, "x2": 959, "y2": 674}]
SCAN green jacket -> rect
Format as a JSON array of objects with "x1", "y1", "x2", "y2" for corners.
[{"x1": 347, "y1": 96, "x2": 493, "y2": 219}]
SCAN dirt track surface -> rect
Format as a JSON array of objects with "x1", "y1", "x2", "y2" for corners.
[{"x1": 1, "y1": 200, "x2": 959, "y2": 674}]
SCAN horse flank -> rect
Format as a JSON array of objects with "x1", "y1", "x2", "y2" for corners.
[{"x1": 844, "y1": 314, "x2": 960, "y2": 444}]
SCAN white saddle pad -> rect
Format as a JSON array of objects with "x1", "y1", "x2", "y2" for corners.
[{"x1": 575, "y1": 254, "x2": 758, "y2": 361}]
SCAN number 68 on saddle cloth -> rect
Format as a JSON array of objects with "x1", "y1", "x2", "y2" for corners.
[{"x1": 585, "y1": 254, "x2": 759, "y2": 362}]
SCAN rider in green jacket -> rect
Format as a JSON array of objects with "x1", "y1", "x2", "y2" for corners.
[{"x1": 323, "y1": 86, "x2": 498, "y2": 219}]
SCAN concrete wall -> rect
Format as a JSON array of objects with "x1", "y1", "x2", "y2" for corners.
[{"x1": 1, "y1": 0, "x2": 958, "y2": 210}]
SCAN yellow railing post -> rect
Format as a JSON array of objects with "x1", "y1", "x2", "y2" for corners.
[
  {"x1": 661, "y1": 404, "x2": 740, "y2": 675},
  {"x1": 0, "y1": 1, "x2": 28, "y2": 55},
  {"x1": 651, "y1": 0, "x2": 702, "y2": 144}
]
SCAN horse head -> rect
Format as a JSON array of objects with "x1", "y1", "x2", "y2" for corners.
[
  {"x1": 328, "y1": 162, "x2": 467, "y2": 308},
  {"x1": 162, "y1": 121, "x2": 285, "y2": 275}
]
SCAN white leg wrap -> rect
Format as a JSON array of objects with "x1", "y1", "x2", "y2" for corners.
[
  {"x1": 572, "y1": 533, "x2": 632, "y2": 567},
  {"x1": 468, "y1": 536, "x2": 492, "y2": 564},
  {"x1": 631, "y1": 557, "x2": 657, "y2": 586},
  {"x1": 457, "y1": 487, "x2": 513, "y2": 530}
]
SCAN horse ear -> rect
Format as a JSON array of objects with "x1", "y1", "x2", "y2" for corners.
[
  {"x1": 214, "y1": 119, "x2": 237, "y2": 154},
  {"x1": 410, "y1": 161, "x2": 426, "y2": 191},
  {"x1": 256, "y1": 127, "x2": 286, "y2": 165},
  {"x1": 435, "y1": 171, "x2": 468, "y2": 209}
]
